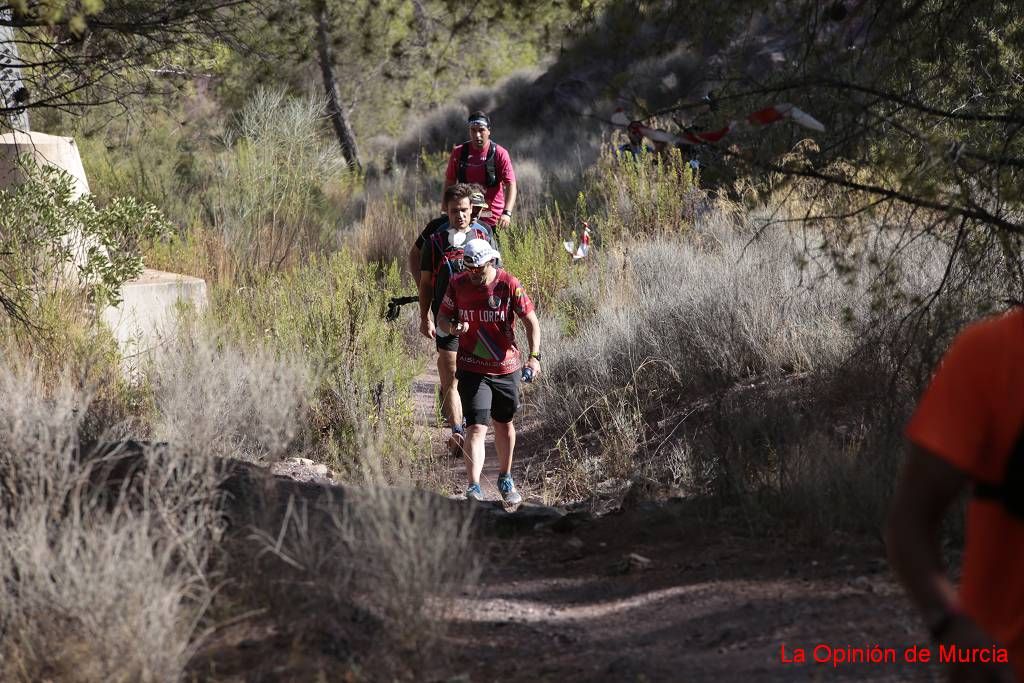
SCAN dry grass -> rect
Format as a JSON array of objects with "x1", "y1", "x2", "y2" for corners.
[
  {"x1": 147, "y1": 333, "x2": 313, "y2": 464},
  {"x1": 0, "y1": 364, "x2": 222, "y2": 683},
  {"x1": 344, "y1": 191, "x2": 431, "y2": 277},
  {"x1": 529, "y1": 205, "x2": 1005, "y2": 531},
  {"x1": 237, "y1": 449, "x2": 479, "y2": 676},
  {"x1": 339, "y1": 478, "x2": 479, "y2": 656}
]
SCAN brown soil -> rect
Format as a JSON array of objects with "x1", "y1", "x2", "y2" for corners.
[
  {"x1": 192, "y1": 367, "x2": 945, "y2": 682},
  {"x1": 418, "y1": 367, "x2": 944, "y2": 682}
]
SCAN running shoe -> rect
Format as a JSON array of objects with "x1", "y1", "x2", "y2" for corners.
[
  {"x1": 497, "y1": 474, "x2": 522, "y2": 505},
  {"x1": 465, "y1": 483, "x2": 484, "y2": 501}
]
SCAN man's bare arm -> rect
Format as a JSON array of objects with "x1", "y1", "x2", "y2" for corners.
[
  {"x1": 520, "y1": 310, "x2": 542, "y2": 378},
  {"x1": 499, "y1": 180, "x2": 518, "y2": 229},
  {"x1": 521, "y1": 309, "x2": 540, "y2": 355},
  {"x1": 418, "y1": 270, "x2": 435, "y2": 338},
  {"x1": 408, "y1": 244, "x2": 422, "y2": 280},
  {"x1": 503, "y1": 180, "x2": 517, "y2": 214},
  {"x1": 888, "y1": 448, "x2": 1018, "y2": 682},
  {"x1": 886, "y1": 445, "x2": 966, "y2": 624}
]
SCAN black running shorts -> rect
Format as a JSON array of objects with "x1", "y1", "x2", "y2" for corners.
[
  {"x1": 457, "y1": 368, "x2": 520, "y2": 426},
  {"x1": 432, "y1": 310, "x2": 458, "y2": 352},
  {"x1": 435, "y1": 332, "x2": 458, "y2": 352}
]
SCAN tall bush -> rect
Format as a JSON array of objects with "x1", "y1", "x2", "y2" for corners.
[
  {"x1": 209, "y1": 89, "x2": 354, "y2": 278},
  {"x1": 0, "y1": 161, "x2": 170, "y2": 332}
]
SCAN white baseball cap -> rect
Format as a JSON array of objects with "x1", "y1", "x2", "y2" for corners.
[{"x1": 463, "y1": 238, "x2": 500, "y2": 267}]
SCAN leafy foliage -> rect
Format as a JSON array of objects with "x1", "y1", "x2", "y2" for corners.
[
  {"x1": 218, "y1": 0, "x2": 598, "y2": 140},
  {"x1": 0, "y1": 160, "x2": 169, "y2": 330},
  {"x1": 5, "y1": 0, "x2": 258, "y2": 121},
  {"x1": 206, "y1": 252, "x2": 421, "y2": 477}
]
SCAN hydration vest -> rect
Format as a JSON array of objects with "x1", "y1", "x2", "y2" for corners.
[
  {"x1": 457, "y1": 142, "x2": 499, "y2": 188},
  {"x1": 427, "y1": 223, "x2": 492, "y2": 283}
]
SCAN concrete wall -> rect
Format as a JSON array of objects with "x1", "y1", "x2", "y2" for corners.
[
  {"x1": 0, "y1": 130, "x2": 209, "y2": 358},
  {"x1": 0, "y1": 131, "x2": 90, "y2": 197},
  {"x1": 101, "y1": 268, "x2": 208, "y2": 359}
]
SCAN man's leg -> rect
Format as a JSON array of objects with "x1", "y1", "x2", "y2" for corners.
[
  {"x1": 493, "y1": 420, "x2": 515, "y2": 476},
  {"x1": 465, "y1": 424, "x2": 488, "y2": 485},
  {"x1": 489, "y1": 372, "x2": 522, "y2": 505},
  {"x1": 458, "y1": 370, "x2": 491, "y2": 493},
  {"x1": 436, "y1": 349, "x2": 462, "y2": 428}
]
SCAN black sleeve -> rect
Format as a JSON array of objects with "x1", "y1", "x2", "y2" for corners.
[
  {"x1": 415, "y1": 225, "x2": 431, "y2": 250},
  {"x1": 415, "y1": 216, "x2": 447, "y2": 249},
  {"x1": 420, "y1": 236, "x2": 434, "y2": 273}
]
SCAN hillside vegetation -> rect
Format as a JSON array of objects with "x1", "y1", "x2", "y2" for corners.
[{"x1": 1, "y1": 0, "x2": 1021, "y2": 679}]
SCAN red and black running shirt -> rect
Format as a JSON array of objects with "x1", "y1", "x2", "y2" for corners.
[{"x1": 438, "y1": 269, "x2": 535, "y2": 375}]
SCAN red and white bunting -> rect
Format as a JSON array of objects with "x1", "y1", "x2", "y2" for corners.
[{"x1": 611, "y1": 103, "x2": 825, "y2": 146}]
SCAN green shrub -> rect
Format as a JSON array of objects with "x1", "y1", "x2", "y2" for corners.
[
  {"x1": 206, "y1": 251, "x2": 421, "y2": 477},
  {"x1": 77, "y1": 111, "x2": 211, "y2": 233},
  {"x1": 500, "y1": 205, "x2": 583, "y2": 311},
  {"x1": 208, "y1": 89, "x2": 357, "y2": 280},
  {"x1": 0, "y1": 160, "x2": 170, "y2": 331},
  {"x1": 583, "y1": 147, "x2": 701, "y2": 242}
]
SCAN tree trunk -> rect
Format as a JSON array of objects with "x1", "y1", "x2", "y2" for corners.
[
  {"x1": 0, "y1": 9, "x2": 31, "y2": 131},
  {"x1": 313, "y1": 1, "x2": 360, "y2": 171}
]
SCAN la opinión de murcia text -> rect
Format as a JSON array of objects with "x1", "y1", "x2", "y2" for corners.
[{"x1": 779, "y1": 643, "x2": 1010, "y2": 668}]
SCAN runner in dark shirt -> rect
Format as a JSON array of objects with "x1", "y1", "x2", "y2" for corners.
[
  {"x1": 418, "y1": 183, "x2": 495, "y2": 455},
  {"x1": 407, "y1": 185, "x2": 488, "y2": 278}
]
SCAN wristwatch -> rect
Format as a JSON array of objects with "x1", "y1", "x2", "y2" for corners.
[
  {"x1": 529, "y1": 351, "x2": 541, "y2": 360},
  {"x1": 502, "y1": 210, "x2": 512, "y2": 217}
]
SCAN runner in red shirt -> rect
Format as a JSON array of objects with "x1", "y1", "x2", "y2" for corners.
[
  {"x1": 442, "y1": 111, "x2": 517, "y2": 230},
  {"x1": 437, "y1": 239, "x2": 541, "y2": 504},
  {"x1": 888, "y1": 307, "x2": 1024, "y2": 682}
]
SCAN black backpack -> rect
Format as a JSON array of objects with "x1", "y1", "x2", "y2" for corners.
[{"x1": 457, "y1": 141, "x2": 499, "y2": 188}]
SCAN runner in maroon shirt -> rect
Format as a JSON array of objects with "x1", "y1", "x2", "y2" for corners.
[{"x1": 437, "y1": 239, "x2": 541, "y2": 504}]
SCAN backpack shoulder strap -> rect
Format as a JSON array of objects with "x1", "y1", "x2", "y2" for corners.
[
  {"x1": 484, "y1": 142, "x2": 498, "y2": 187},
  {"x1": 457, "y1": 142, "x2": 471, "y2": 183},
  {"x1": 974, "y1": 421, "x2": 1024, "y2": 519}
]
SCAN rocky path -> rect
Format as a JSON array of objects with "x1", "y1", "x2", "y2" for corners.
[{"x1": 411, "y1": 367, "x2": 946, "y2": 682}]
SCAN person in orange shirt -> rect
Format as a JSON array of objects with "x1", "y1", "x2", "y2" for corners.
[{"x1": 888, "y1": 306, "x2": 1024, "y2": 682}]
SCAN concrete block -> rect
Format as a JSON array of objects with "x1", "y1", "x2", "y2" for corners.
[
  {"x1": 101, "y1": 268, "x2": 208, "y2": 359},
  {"x1": 0, "y1": 131, "x2": 209, "y2": 360},
  {"x1": 0, "y1": 131, "x2": 90, "y2": 197}
]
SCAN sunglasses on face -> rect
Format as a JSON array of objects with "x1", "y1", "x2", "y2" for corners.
[{"x1": 465, "y1": 263, "x2": 488, "y2": 272}]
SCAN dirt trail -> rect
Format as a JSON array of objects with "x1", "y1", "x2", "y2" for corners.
[
  {"x1": 413, "y1": 362, "x2": 506, "y2": 501},
  {"x1": 412, "y1": 368, "x2": 946, "y2": 682}
]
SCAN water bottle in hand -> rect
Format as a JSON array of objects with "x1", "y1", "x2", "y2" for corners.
[{"x1": 521, "y1": 366, "x2": 534, "y2": 383}]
